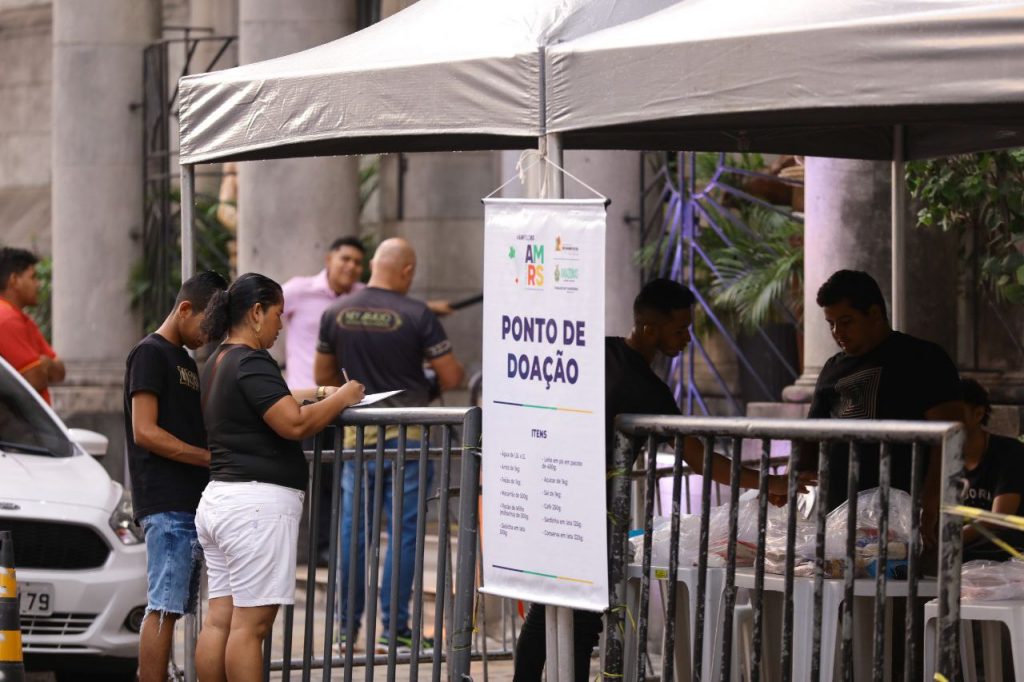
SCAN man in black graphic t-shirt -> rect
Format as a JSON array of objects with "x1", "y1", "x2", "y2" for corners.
[
  {"x1": 804, "y1": 270, "x2": 962, "y2": 546},
  {"x1": 123, "y1": 271, "x2": 226, "y2": 682},
  {"x1": 315, "y1": 238, "x2": 464, "y2": 652},
  {"x1": 959, "y1": 379, "x2": 1024, "y2": 561}
]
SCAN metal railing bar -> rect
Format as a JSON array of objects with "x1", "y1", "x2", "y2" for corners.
[
  {"x1": 812, "y1": 441, "x2": 830, "y2": 682},
  {"x1": 903, "y1": 442, "x2": 923, "y2": 682},
  {"x1": 694, "y1": 435, "x2": 715, "y2": 682},
  {"x1": 841, "y1": 442, "x2": 860, "y2": 682},
  {"x1": 750, "y1": 438, "x2": 770, "y2": 682},
  {"x1": 636, "y1": 434, "x2": 658, "y2": 681},
  {"x1": 322, "y1": 428, "x2": 344, "y2": 682},
  {"x1": 604, "y1": 432, "x2": 635, "y2": 682},
  {"x1": 661, "y1": 437, "x2": 683, "y2": 682},
  {"x1": 936, "y1": 428, "x2": 966, "y2": 680},
  {"x1": 302, "y1": 433, "x2": 325, "y2": 681},
  {"x1": 872, "y1": 443, "x2": 891, "y2": 682},
  {"x1": 364, "y1": 428, "x2": 388, "y2": 682},
  {"x1": 432, "y1": 426, "x2": 453, "y2": 682},
  {"x1": 268, "y1": 649, "x2": 516, "y2": 671},
  {"x1": 343, "y1": 427, "x2": 366, "y2": 682},
  {"x1": 717, "y1": 436, "x2": 743, "y2": 682},
  {"x1": 614, "y1": 416, "x2": 960, "y2": 443},
  {"x1": 303, "y1": 445, "x2": 468, "y2": 463},
  {"x1": 386, "y1": 427, "x2": 408, "y2": 682},
  {"x1": 451, "y1": 409, "x2": 483, "y2": 680},
  {"x1": 263, "y1": 627, "x2": 272, "y2": 681},
  {"x1": 409, "y1": 429, "x2": 431, "y2": 682},
  {"x1": 283, "y1": 603, "x2": 295, "y2": 681},
  {"x1": 339, "y1": 407, "x2": 479, "y2": 426},
  {"x1": 781, "y1": 441, "x2": 799, "y2": 682}
]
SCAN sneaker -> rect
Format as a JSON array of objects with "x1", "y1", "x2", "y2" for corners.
[
  {"x1": 376, "y1": 631, "x2": 434, "y2": 655},
  {"x1": 332, "y1": 629, "x2": 359, "y2": 656}
]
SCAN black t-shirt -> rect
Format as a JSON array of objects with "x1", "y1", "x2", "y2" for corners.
[
  {"x1": 807, "y1": 331, "x2": 960, "y2": 510},
  {"x1": 605, "y1": 337, "x2": 681, "y2": 468},
  {"x1": 123, "y1": 333, "x2": 209, "y2": 521},
  {"x1": 201, "y1": 344, "x2": 307, "y2": 491},
  {"x1": 317, "y1": 287, "x2": 452, "y2": 408},
  {"x1": 963, "y1": 434, "x2": 1024, "y2": 556}
]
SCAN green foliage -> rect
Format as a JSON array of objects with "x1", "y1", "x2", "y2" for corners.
[
  {"x1": 27, "y1": 257, "x2": 52, "y2": 343},
  {"x1": 907, "y1": 150, "x2": 1024, "y2": 304},
  {"x1": 637, "y1": 152, "x2": 803, "y2": 334},
  {"x1": 706, "y1": 206, "x2": 803, "y2": 332}
]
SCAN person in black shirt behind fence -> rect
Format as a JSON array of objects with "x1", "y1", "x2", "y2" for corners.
[
  {"x1": 802, "y1": 269, "x2": 963, "y2": 547},
  {"x1": 513, "y1": 278, "x2": 794, "y2": 682},
  {"x1": 194, "y1": 273, "x2": 364, "y2": 681},
  {"x1": 959, "y1": 378, "x2": 1024, "y2": 562}
]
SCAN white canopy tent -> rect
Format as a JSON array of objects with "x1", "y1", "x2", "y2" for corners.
[
  {"x1": 178, "y1": 0, "x2": 1024, "y2": 331},
  {"x1": 546, "y1": 0, "x2": 1024, "y2": 159},
  {"x1": 544, "y1": 0, "x2": 1024, "y2": 328},
  {"x1": 176, "y1": 0, "x2": 679, "y2": 164}
]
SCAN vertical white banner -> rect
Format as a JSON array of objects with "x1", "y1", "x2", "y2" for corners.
[{"x1": 480, "y1": 198, "x2": 607, "y2": 612}]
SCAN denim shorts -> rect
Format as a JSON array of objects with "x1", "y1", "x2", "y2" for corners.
[{"x1": 139, "y1": 511, "x2": 203, "y2": 617}]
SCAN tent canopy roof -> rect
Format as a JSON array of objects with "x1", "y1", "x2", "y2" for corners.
[
  {"x1": 177, "y1": 0, "x2": 678, "y2": 164},
  {"x1": 547, "y1": 0, "x2": 1024, "y2": 159}
]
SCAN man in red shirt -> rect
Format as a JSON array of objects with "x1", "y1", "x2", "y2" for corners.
[{"x1": 0, "y1": 248, "x2": 64, "y2": 403}]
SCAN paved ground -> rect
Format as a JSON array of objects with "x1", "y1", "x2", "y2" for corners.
[{"x1": 168, "y1": 533, "x2": 523, "y2": 682}]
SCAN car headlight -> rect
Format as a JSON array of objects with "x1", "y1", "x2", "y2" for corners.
[{"x1": 109, "y1": 488, "x2": 144, "y2": 545}]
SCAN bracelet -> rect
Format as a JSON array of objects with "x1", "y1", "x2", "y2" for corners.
[{"x1": 315, "y1": 386, "x2": 327, "y2": 401}]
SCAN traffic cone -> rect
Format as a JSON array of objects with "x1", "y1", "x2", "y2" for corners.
[{"x1": 0, "y1": 531, "x2": 24, "y2": 682}]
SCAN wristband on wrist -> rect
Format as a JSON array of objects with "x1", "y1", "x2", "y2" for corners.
[{"x1": 316, "y1": 386, "x2": 327, "y2": 401}]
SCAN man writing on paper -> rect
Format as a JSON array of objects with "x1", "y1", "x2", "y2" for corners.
[
  {"x1": 315, "y1": 237, "x2": 464, "y2": 653},
  {"x1": 514, "y1": 278, "x2": 795, "y2": 682}
]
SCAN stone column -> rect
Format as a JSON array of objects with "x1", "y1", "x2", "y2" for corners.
[
  {"x1": 564, "y1": 150, "x2": 642, "y2": 338},
  {"x1": 236, "y1": 0, "x2": 359, "y2": 284},
  {"x1": 51, "y1": 0, "x2": 161, "y2": 478},
  {"x1": 782, "y1": 157, "x2": 957, "y2": 402}
]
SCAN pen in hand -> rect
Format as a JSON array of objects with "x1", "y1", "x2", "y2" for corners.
[{"x1": 342, "y1": 367, "x2": 350, "y2": 383}]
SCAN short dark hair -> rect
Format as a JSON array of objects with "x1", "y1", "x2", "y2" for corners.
[
  {"x1": 174, "y1": 270, "x2": 228, "y2": 313},
  {"x1": 329, "y1": 236, "x2": 365, "y2": 254},
  {"x1": 816, "y1": 269, "x2": 887, "y2": 317},
  {"x1": 960, "y1": 378, "x2": 992, "y2": 426},
  {"x1": 201, "y1": 272, "x2": 283, "y2": 341},
  {"x1": 634, "y1": 278, "x2": 696, "y2": 319},
  {"x1": 0, "y1": 247, "x2": 39, "y2": 291}
]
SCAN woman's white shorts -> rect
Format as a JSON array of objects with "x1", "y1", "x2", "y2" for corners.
[{"x1": 196, "y1": 480, "x2": 305, "y2": 607}]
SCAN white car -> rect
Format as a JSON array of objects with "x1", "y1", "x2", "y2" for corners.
[{"x1": 0, "y1": 355, "x2": 146, "y2": 680}]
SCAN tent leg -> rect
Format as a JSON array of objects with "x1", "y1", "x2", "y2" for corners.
[
  {"x1": 891, "y1": 124, "x2": 905, "y2": 332},
  {"x1": 536, "y1": 132, "x2": 575, "y2": 682},
  {"x1": 181, "y1": 164, "x2": 196, "y2": 281}
]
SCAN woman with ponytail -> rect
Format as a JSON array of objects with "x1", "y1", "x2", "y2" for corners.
[{"x1": 193, "y1": 273, "x2": 364, "y2": 681}]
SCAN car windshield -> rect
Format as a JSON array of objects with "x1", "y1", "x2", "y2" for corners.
[{"x1": 0, "y1": 366, "x2": 73, "y2": 458}]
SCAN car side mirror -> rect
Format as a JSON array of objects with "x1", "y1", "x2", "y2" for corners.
[{"x1": 68, "y1": 428, "x2": 109, "y2": 457}]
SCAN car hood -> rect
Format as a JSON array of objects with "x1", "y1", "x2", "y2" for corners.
[{"x1": 0, "y1": 451, "x2": 119, "y2": 512}]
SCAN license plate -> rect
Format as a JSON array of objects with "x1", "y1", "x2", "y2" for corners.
[{"x1": 19, "y1": 582, "x2": 54, "y2": 617}]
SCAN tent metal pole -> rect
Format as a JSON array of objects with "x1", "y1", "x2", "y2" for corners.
[
  {"x1": 891, "y1": 125, "x2": 906, "y2": 331},
  {"x1": 536, "y1": 131, "x2": 574, "y2": 682},
  {"x1": 181, "y1": 164, "x2": 196, "y2": 281}
]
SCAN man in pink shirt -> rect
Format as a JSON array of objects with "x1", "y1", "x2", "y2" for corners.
[
  {"x1": 282, "y1": 237, "x2": 367, "y2": 391},
  {"x1": 282, "y1": 237, "x2": 452, "y2": 564}
]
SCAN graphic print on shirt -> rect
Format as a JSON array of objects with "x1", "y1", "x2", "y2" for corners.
[
  {"x1": 336, "y1": 308, "x2": 403, "y2": 332},
  {"x1": 833, "y1": 367, "x2": 882, "y2": 419}
]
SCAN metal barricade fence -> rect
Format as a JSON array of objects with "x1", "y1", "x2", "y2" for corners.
[
  {"x1": 605, "y1": 416, "x2": 965, "y2": 682},
  {"x1": 184, "y1": 406, "x2": 481, "y2": 682}
]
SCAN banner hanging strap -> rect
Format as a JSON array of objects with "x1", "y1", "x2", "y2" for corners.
[{"x1": 484, "y1": 150, "x2": 608, "y2": 203}]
